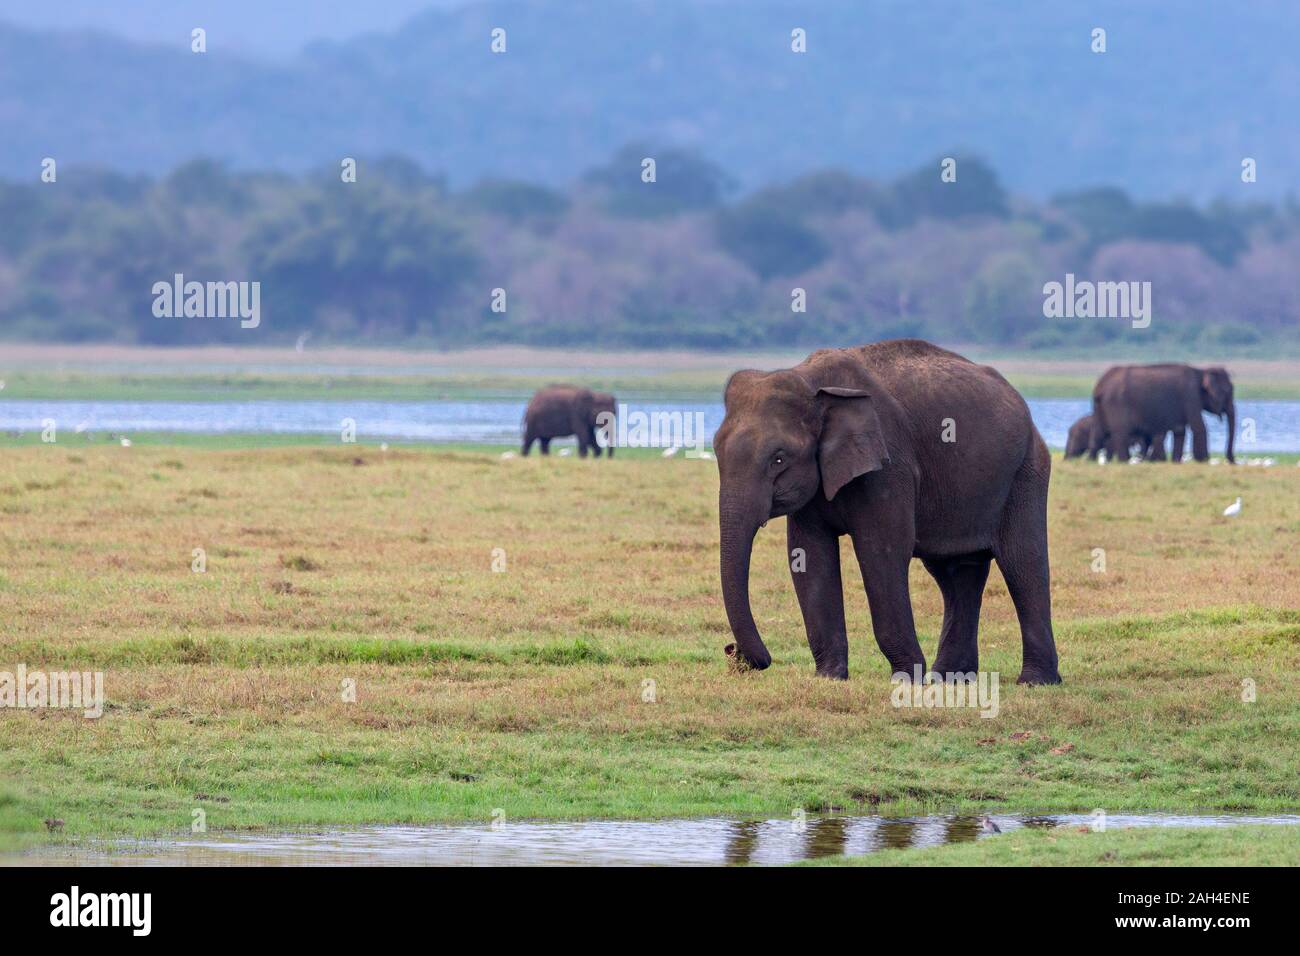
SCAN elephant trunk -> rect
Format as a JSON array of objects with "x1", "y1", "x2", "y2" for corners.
[
  {"x1": 718, "y1": 493, "x2": 772, "y2": 671},
  {"x1": 1225, "y1": 399, "x2": 1236, "y2": 464}
]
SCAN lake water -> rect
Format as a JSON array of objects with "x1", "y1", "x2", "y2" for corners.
[
  {"x1": 20, "y1": 813, "x2": 1300, "y2": 866},
  {"x1": 3, "y1": 399, "x2": 1298, "y2": 451}
]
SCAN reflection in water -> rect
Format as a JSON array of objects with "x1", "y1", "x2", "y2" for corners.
[
  {"x1": 19, "y1": 813, "x2": 1300, "y2": 867},
  {"x1": 803, "y1": 817, "x2": 850, "y2": 859},
  {"x1": 872, "y1": 820, "x2": 921, "y2": 852},
  {"x1": 942, "y1": 817, "x2": 981, "y2": 845},
  {"x1": 724, "y1": 820, "x2": 762, "y2": 867}
]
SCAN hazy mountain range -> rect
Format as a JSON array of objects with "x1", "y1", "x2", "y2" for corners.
[{"x1": 2, "y1": 0, "x2": 1297, "y2": 198}]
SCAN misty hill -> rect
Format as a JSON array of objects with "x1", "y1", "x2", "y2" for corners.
[{"x1": 2, "y1": 0, "x2": 1297, "y2": 198}]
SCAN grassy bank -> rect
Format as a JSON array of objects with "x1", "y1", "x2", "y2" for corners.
[
  {"x1": 1, "y1": 442, "x2": 1298, "y2": 861},
  {"x1": 3, "y1": 351, "x2": 1300, "y2": 401},
  {"x1": 806, "y1": 824, "x2": 1300, "y2": 866}
]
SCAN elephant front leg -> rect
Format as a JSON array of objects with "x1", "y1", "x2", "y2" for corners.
[
  {"x1": 1171, "y1": 427, "x2": 1186, "y2": 463},
  {"x1": 1189, "y1": 417, "x2": 1209, "y2": 461},
  {"x1": 788, "y1": 512, "x2": 849, "y2": 679},
  {"x1": 850, "y1": 530, "x2": 926, "y2": 680}
]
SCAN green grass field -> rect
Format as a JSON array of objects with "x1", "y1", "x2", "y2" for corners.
[
  {"x1": 1, "y1": 436, "x2": 1297, "y2": 864},
  {"x1": 806, "y1": 824, "x2": 1300, "y2": 866}
]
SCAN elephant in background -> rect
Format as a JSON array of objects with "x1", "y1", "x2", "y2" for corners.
[
  {"x1": 522, "y1": 385, "x2": 617, "y2": 457},
  {"x1": 1064, "y1": 414, "x2": 1096, "y2": 459},
  {"x1": 714, "y1": 338, "x2": 1061, "y2": 686},
  {"x1": 1091, "y1": 364, "x2": 1235, "y2": 463},
  {"x1": 1064, "y1": 413, "x2": 1155, "y2": 461}
]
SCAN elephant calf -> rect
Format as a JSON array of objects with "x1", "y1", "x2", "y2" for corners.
[
  {"x1": 715, "y1": 339, "x2": 1061, "y2": 685},
  {"x1": 1064, "y1": 413, "x2": 1154, "y2": 461},
  {"x1": 1064, "y1": 414, "x2": 1096, "y2": 459},
  {"x1": 522, "y1": 385, "x2": 617, "y2": 457}
]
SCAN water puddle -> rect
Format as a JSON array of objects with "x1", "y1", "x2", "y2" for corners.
[{"x1": 19, "y1": 813, "x2": 1300, "y2": 866}]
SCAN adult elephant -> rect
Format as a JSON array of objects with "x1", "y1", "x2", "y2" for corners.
[
  {"x1": 522, "y1": 385, "x2": 617, "y2": 457},
  {"x1": 1091, "y1": 364, "x2": 1235, "y2": 463},
  {"x1": 714, "y1": 339, "x2": 1061, "y2": 686}
]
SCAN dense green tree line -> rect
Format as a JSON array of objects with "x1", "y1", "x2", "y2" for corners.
[{"x1": 1, "y1": 149, "x2": 1296, "y2": 350}]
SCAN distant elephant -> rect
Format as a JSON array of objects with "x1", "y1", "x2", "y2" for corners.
[
  {"x1": 1091, "y1": 364, "x2": 1235, "y2": 463},
  {"x1": 522, "y1": 385, "x2": 617, "y2": 457},
  {"x1": 1064, "y1": 413, "x2": 1154, "y2": 461},
  {"x1": 1064, "y1": 414, "x2": 1096, "y2": 459},
  {"x1": 715, "y1": 339, "x2": 1061, "y2": 686}
]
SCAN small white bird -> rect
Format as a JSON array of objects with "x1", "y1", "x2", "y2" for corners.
[
  {"x1": 500, "y1": 451, "x2": 516, "y2": 460},
  {"x1": 1222, "y1": 497, "x2": 1242, "y2": 517},
  {"x1": 1263, "y1": 458, "x2": 1276, "y2": 467},
  {"x1": 380, "y1": 442, "x2": 389, "y2": 452},
  {"x1": 1210, "y1": 458, "x2": 1222, "y2": 466},
  {"x1": 697, "y1": 450, "x2": 714, "y2": 460},
  {"x1": 1127, "y1": 455, "x2": 1142, "y2": 465},
  {"x1": 1097, "y1": 450, "x2": 1108, "y2": 466},
  {"x1": 661, "y1": 446, "x2": 680, "y2": 458},
  {"x1": 120, "y1": 437, "x2": 132, "y2": 447},
  {"x1": 558, "y1": 448, "x2": 572, "y2": 457},
  {"x1": 74, "y1": 421, "x2": 90, "y2": 434}
]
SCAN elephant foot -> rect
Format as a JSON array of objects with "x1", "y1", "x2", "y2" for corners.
[
  {"x1": 724, "y1": 643, "x2": 771, "y2": 672},
  {"x1": 930, "y1": 655, "x2": 980, "y2": 680},
  {"x1": 814, "y1": 665, "x2": 849, "y2": 680},
  {"x1": 1016, "y1": 666, "x2": 1062, "y2": 686},
  {"x1": 887, "y1": 659, "x2": 928, "y2": 683}
]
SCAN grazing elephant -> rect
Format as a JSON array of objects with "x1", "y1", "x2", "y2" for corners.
[
  {"x1": 522, "y1": 385, "x2": 617, "y2": 457},
  {"x1": 1064, "y1": 414, "x2": 1155, "y2": 461},
  {"x1": 714, "y1": 339, "x2": 1061, "y2": 685},
  {"x1": 1064, "y1": 415, "x2": 1096, "y2": 459},
  {"x1": 1091, "y1": 364, "x2": 1235, "y2": 463}
]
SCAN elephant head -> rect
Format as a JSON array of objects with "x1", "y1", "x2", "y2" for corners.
[
  {"x1": 713, "y1": 369, "x2": 890, "y2": 670},
  {"x1": 1199, "y1": 367, "x2": 1235, "y2": 463}
]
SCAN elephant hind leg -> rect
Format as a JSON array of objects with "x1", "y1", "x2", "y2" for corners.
[
  {"x1": 922, "y1": 553, "x2": 991, "y2": 677},
  {"x1": 993, "y1": 449, "x2": 1061, "y2": 685},
  {"x1": 539, "y1": 438, "x2": 551, "y2": 455}
]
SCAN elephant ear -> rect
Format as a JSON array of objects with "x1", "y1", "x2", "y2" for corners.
[{"x1": 816, "y1": 386, "x2": 890, "y2": 501}]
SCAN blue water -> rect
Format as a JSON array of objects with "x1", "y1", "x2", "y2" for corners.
[{"x1": 1, "y1": 398, "x2": 1297, "y2": 451}]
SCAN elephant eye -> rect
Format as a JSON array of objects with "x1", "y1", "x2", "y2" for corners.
[{"x1": 770, "y1": 451, "x2": 786, "y2": 469}]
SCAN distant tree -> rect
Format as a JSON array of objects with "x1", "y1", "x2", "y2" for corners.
[
  {"x1": 747, "y1": 170, "x2": 886, "y2": 218},
  {"x1": 1130, "y1": 203, "x2": 1248, "y2": 267},
  {"x1": 963, "y1": 252, "x2": 1040, "y2": 344},
  {"x1": 244, "y1": 181, "x2": 479, "y2": 338},
  {"x1": 715, "y1": 200, "x2": 829, "y2": 278},
  {"x1": 582, "y1": 143, "x2": 734, "y2": 217},
  {"x1": 884, "y1": 154, "x2": 1009, "y2": 228},
  {"x1": 1050, "y1": 186, "x2": 1135, "y2": 249},
  {"x1": 460, "y1": 179, "x2": 569, "y2": 224}
]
